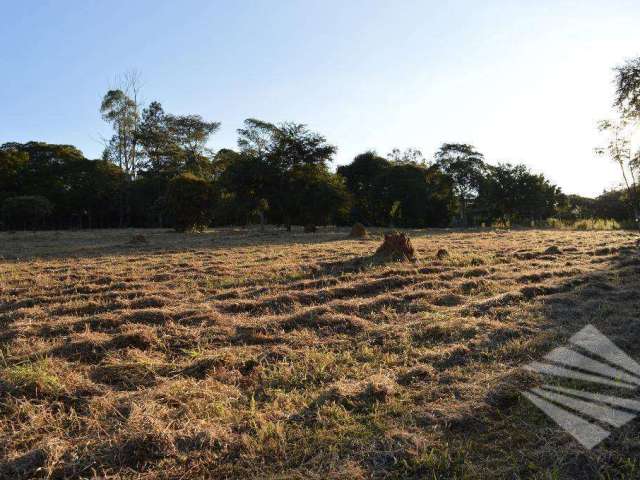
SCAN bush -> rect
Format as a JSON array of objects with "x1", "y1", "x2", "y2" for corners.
[
  {"x1": 1, "y1": 195, "x2": 53, "y2": 230},
  {"x1": 544, "y1": 218, "x2": 565, "y2": 229},
  {"x1": 165, "y1": 173, "x2": 212, "y2": 232},
  {"x1": 544, "y1": 217, "x2": 622, "y2": 231},
  {"x1": 573, "y1": 218, "x2": 621, "y2": 231}
]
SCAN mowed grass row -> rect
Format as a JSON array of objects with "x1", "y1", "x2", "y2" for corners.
[{"x1": 1, "y1": 227, "x2": 639, "y2": 479}]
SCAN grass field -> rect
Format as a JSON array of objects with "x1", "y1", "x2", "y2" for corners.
[{"x1": 1, "y1": 227, "x2": 640, "y2": 479}]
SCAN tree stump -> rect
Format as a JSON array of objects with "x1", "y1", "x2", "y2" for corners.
[
  {"x1": 349, "y1": 223, "x2": 367, "y2": 238},
  {"x1": 374, "y1": 232, "x2": 417, "y2": 262}
]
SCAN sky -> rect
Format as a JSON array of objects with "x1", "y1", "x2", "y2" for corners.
[{"x1": 1, "y1": 0, "x2": 639, "y2": 197}]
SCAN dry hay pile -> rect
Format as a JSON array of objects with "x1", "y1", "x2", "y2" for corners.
[
  {"x1": 374, "y1": 231, "x2": 417, "y2": 262},
  {"x1": 436, "y1": 248, "x2": 449, "y2": 259},
  {"x1": 349, "y1": 223, "x2": 367, "y2": 238},
  {"x1": 128, "y1": 234, "x2": 148, "y2": 245}
]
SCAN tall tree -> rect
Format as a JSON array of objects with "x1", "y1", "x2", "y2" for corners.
[
  {"x1": 476, "y1": 163, "x2": 561, "y2": 224},
  {"x1": 434, "y1": 143, "x2": 487, "y2": 225},
  {"x1": 387, "y1": 147, "x2": 427, "y2": 165},
  {"x1": 138, "y1": 101, "x2": 172, "y2": 172},
  {"x1": 100, "y1": 72, "x2": 143, "y2": 178},
  {"x1": 337, "y1": 151, "x2": 390, "y2": 225},
  {"x1": 236, "y1": 118, "x2": 338, "y2": 229},
  {"x1": 603, "y1": 57, "x2": 640, "y2": 227},
  {"x1": 615, "y1": 57, "x2": 640, "y2": 120},
  {"x1": 164, "y1": 113, "x2": 220, "y2": 177},
  {"x1": 137, "y1": 101, "x2": 220, "y2": 178},
  {"x1": 595, "y1": 119, "x2": 639, "y2": 226}
]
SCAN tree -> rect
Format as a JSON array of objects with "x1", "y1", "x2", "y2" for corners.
[
  {"x1": 434, "y1": 143, "x2": 487, "y2": 225},
  {"x1": 165, "y1": 173, "x2": 212, "y2": 232},
  {"x1": 374, "y1": 163, "x2": 454, "y2": 227},
  {"x1": 0, "y1": 147, "x2": 29, "y2": 204},
  {"x1": 614, "y1": 57, "x2": 640, "y2": 120},
  {"x1": 476, "y1": 163, "x2": 562, "y2": 224},
  {"x1": 287, "y1": 164, "x2": 351, "y2": 226},
  {"x1": 100, "y1": 78, "x2": 141, "y2": 178},
  {"x1": 337, "y1": 151, "x2": 390, "y2": 225},
  {"x1": 236, "y1": 118, "x2": 338, "y2": 229},
  {"x1": 595, "y1": 119, "x2": 639, "y2": 227},
  {"x1": 387, "y1": 147, "x2": 427, "y2": 165},
  {"x1": 1, "y1": 195, "x2": 53, "y2": 230},
  {"x1": 164, "y1": 113, "x2": 220, "y2": 178},
  {"x1": 0, "y1": 142, "x2": 127, "y2": 229},
  {"x1": 138, "y1": 101, "x2": 172, "y2": 172},
  {"x1": 137, "y1": 101, "x2": 220, "y2": 179},
  {"x1": 593, "y1": 189, "x2": 631, "y2": 221},
  {"x1": 338, "y1": 151, "x2": 454, "y2": 227},
  {"x1": 603, "y1": 57, "x2": 640, "y2": 228}
]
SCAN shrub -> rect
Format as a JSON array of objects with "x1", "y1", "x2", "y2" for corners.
[
  {"x1": 491, "y1": 218, "x2": 511, "y2": 229},
  {"x1": 165, "y1": 173, "x2": 212, "y2": 232},
  {"x1": 544, "y1": 217, "x2": 622, "y2": 231},
  {"x1": 574, "y1": 218, "x2": 621, "y2": 231},
  {"x1": 1, "y1": 195, "x2": 53, "y2": 230},
  {"x1": 545, "y1": 218, "x2": 565, "y2": 229}
]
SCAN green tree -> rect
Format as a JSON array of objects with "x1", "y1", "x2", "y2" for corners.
[
  {"x1": 337, "y1": 151, "x2": 390, "y2": 225},
  {"x1": 387, "y1": 147, "x2": 427, "y2": 165},
  {"x1": 0, "y1": 147, "x2": 29, "y2": 204},
  {"x1": 595, "y1": 119, "x2": 639, "y2": 227},
  {"x1": 137, "y1": 101, "x2": 220, "y2": 179},
  {"x1": 477, "y1": 163, "x2": 561, "y2": 224},
  {"x1": 1, "y1": 195, "x2": 53, "y2": 230},
  {"x1": 374, "y1": 163, "x2": 454, "y2": 227},
  {"x1": 236, "y1": 118, "x2": 338, "y2": 229},
  {"x1": 287, "y1": 164, "x2": 351, "y2": 226},
  {"x1": 101, "y1": 87, "x2": 140, "y2": 178},
  {"x1": 165, "y1": 173, "x2": 212, "y2": 232},
  {"x1": 434, "y1": 143, "x2": 487, "y2": 225}
]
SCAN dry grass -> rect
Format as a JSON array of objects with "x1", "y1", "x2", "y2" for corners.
[{"x1": 1, "y1": 226, "x2": 639, "y2": 479}]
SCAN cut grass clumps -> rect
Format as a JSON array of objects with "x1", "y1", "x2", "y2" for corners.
[
  {"x1": 324, "y1": 374, "x2": 397, "y2": 411},
  {"x1": 374, "y1": 231, "x2": 417, "y2": 262},
  {"x1": 2, "y1": 228, "x2": 640, "y2": 478}
]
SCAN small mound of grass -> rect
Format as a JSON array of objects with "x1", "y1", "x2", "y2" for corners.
[
  {"x1": 2, "y1": 358, "x2": 64, "y2": 396},
  {"x1": 543, "y1": 245, "x2": 562, "y2": 255},
  {"x1": 436, "y1": 248, "x2": 450, "y2": 260},
  {"x1": 374, "y1": 232, "x2": 417, "y2": 262},
  {"x1": 128, "y1": 234, "x2": 149, "y2": 245},
  {"x1": 349, "y1": 223, "x2": 368, "y2": 238}
]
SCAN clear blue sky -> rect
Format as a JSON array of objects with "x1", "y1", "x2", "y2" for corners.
[{"x1": 2, "y1": 0, "x2": 639, "y2": 196}]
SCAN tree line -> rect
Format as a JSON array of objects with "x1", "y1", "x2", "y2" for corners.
[{"x1": 1, "y1": 68, "x2": 639, "y2": 231}]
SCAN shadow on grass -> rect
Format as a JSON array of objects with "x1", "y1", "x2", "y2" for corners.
[{"x1": 439, "y1": 245, "x2": 640, "y2": 479}]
